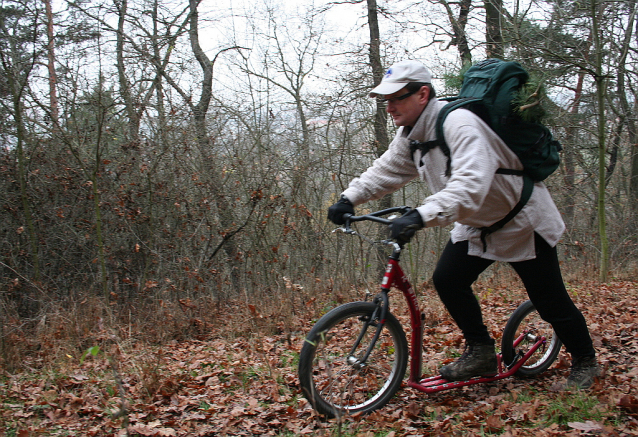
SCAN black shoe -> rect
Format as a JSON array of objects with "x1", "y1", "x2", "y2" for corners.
[
  {"x1": 565, "y1": 356, "x2": 600, "y2": 390},
  {"x1": 439, "y1": 342, "x2": 498, "y2": 381}
]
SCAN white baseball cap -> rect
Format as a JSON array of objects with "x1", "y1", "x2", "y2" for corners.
[{"x1": 369, "y1": 60, "x2": 433, "y2": 97}]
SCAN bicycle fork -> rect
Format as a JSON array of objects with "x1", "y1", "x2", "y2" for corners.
[
  {"x1": 346, "y1": 290, "x2": 390, "y2": 368},
  {"x1": 346, "y1": 257, "x2": 425, "y2": 383}
]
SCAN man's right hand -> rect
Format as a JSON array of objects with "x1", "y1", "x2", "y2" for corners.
[{"x1": 327, "y1": 196, "x2": 354, "y2": 225}]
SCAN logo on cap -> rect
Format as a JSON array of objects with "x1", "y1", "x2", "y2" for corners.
[{"x1": 384, "y1": 68, "x2": 393, "y2": 79}]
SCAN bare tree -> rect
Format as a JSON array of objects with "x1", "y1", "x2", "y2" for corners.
[
  {"x1": 185, "y1": 0, "x2": 248, "y2": 288},
  {"x1": 497, "y1": 0, "x2": 636, "y2": 279},
  {"x1": 367, "y1": 0, "x2": 389, "y2": 161},
  {"x1": 44, "y1": 0, "x2": 59, "y2": 126},
  {"x1": 439, "y1": 0, "x2": 473, "y2": 65},
  {"x1": 0, "y1": 0, "x2": 42, "y2": 281},
  {"x1": 615, "y1": 0, "x2": 638, "y2": 218},
  {"x1": 484, "y1": 0, "x2": 504, "y2": 58},
  {"x1": 591, "y1": 0, "x2": 610, "y2": 280},
  {"x1": 237, "y1": 5, "x2": 324, "y2": 204}
]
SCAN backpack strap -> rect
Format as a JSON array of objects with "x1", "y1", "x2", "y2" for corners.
[
  {"x1": 410, "y1": 98, "x2": 534, "y2": 251},
  {"x1": 409, "y1": 139, "x2": 450, "y2": 175},
  {"x1": 409, "y1": 98, "x2": 482, "y2": 177},
  {"x1": 478, "y1": 172, "x2": 534, "y2": 252}
]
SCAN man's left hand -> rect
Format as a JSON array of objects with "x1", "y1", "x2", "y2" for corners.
[{"x1": 389, "y1": 209, "x2": 424, "y2": 243}]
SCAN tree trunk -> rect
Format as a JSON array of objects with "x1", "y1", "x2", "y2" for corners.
[
  {"x1": 188, "y1": 0, "x2": 241, "y2": 290},
  {"x1": 631, "y1": 131, "x2": 638, "y2": 217},
  {"x1": 1, "y1": 24, "x2": 41, "y2": 282},
  {"x1": 116, "y1": 0, "x2": 141, "y2": 144},
  {"x1": 367, "y1": 0, "x2": 392, "y2": 261},
  {"x1": 367, "y1": 0, "x2": 389, "y2": 161},
  {"x1": 618, "y1": 0, "x2": 638, "y2": 219},
  {"x1": 562, "y1": 70, "x2": 586, "y2": 229},
  {"x1": 484, "y1": 0, "x2": 504, "y2": 59},
  {"x1": 45, "y1": 0, "x2": 59, "y2": 126},
  {"x1": 13, "y1": 91, "x2": 40, "y2": 282},
  {"x1": 457, "y1": 0, "x2": 473, "y2": 66},
  {"x1": 440, "y1": 0, "x2": 473, "y2": 66},
  {"x1": 591, "y1": 0, "x2": 609, "y2": 281}
]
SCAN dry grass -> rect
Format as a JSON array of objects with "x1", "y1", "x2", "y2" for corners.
[{"x1": 0, "y1": 264, "x2": 587, "y2": 373}]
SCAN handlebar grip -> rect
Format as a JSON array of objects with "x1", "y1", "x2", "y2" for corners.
[{"x1": 341, "y1": 206, "x2": 412, "y2": 227}]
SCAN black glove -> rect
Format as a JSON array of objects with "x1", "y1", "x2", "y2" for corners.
[
  {"x1": 327, "y1": 196, "x2": 354, "y2": 225},
  {"x1": 389, "y1": 209, "x2": 424, "y2": 243}
]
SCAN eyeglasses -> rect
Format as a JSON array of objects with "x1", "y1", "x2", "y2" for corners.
[{"x1": 381, "y1": 89, "x2": 417, "y2": 104}]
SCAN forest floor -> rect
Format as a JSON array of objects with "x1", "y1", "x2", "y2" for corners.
[{"x1": 1, "y1": 279, "x2": 638, "y2": 436}]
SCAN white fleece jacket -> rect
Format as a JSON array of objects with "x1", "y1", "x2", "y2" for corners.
[{"x1": 342, "y1": 98, "x2": 565, "y2": 261}]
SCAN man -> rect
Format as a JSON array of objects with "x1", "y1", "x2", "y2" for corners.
[{"x1": 327, "y1": 60, "x2": 599, "y2": 389}]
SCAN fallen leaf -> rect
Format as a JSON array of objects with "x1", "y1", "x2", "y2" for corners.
[
  {"x1": 568, "y1": 421, "x2": 604, "y2": 432},
  {"x1": 619, "y1": 395, "x2": 638, "y2": 414}
]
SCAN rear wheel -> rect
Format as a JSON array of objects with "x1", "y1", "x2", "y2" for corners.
[
  {"x1": 501, "y1": 300, "x2": 562, "y2": 376},
  {"x1": 298, "y1": 302, "x2": 408, "y2": 417}
]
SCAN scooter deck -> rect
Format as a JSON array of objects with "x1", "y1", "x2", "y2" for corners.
[
  {"x1": 408, "y1": 337, "x2": 545, "y2": 394},
  {"x1": 408, "y1": 370, "x2": 509, "y2": 393}
]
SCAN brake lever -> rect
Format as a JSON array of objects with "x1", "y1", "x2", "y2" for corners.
[
  {"x1": 333, "y1": 226, "x2": 357, "y2": 235},
  {"x1": 381, "y1": 239, "x2": 402, "y2": 251},
  {"x1": 336, "y1": 213, "x2": 356, "y2": 234}
]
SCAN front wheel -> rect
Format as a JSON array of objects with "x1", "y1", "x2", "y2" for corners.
[
  {"x1": 501, "y1": 299, "x2": 562, "y2": 377},
  {"x1": 298, "y1": 302, "x2": 408, "y2": 417}
]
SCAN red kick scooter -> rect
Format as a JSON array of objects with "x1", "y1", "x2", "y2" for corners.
[{"x1": 298, "y1": 207, "x2": 562, "y2": 417}]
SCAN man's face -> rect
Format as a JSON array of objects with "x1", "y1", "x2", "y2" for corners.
[{"x1": 384, "y1": 85, "x2": 430, "y2": 127}]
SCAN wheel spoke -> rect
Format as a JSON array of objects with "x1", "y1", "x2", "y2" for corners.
[
  {"x1": 298, "y1": 302, "x2": 408, "y2": 416},
  {"x1": 501, "y1": 300, "x2": 562, "y2": 377}
]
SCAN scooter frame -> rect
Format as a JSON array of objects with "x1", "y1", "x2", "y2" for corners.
[{"x1": 382, "y1": 253, "x2": 547, "y2": 393}]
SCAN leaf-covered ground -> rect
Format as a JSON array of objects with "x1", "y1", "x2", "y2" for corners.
[{"x1": 2, "y1": 280, "x2": 638, "y2": 436}]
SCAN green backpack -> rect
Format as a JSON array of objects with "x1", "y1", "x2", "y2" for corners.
[{"x1": 410, "y1": 58, "x2": 562, "y2": 250}]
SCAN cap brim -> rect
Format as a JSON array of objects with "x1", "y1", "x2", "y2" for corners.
[{"x1": 369, "y1": 82, "x2": 408, "y2": 98}]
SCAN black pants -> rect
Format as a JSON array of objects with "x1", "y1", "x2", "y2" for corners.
[{"x1": 432, "y1": 234, "x2": 595, "y2": 358}]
